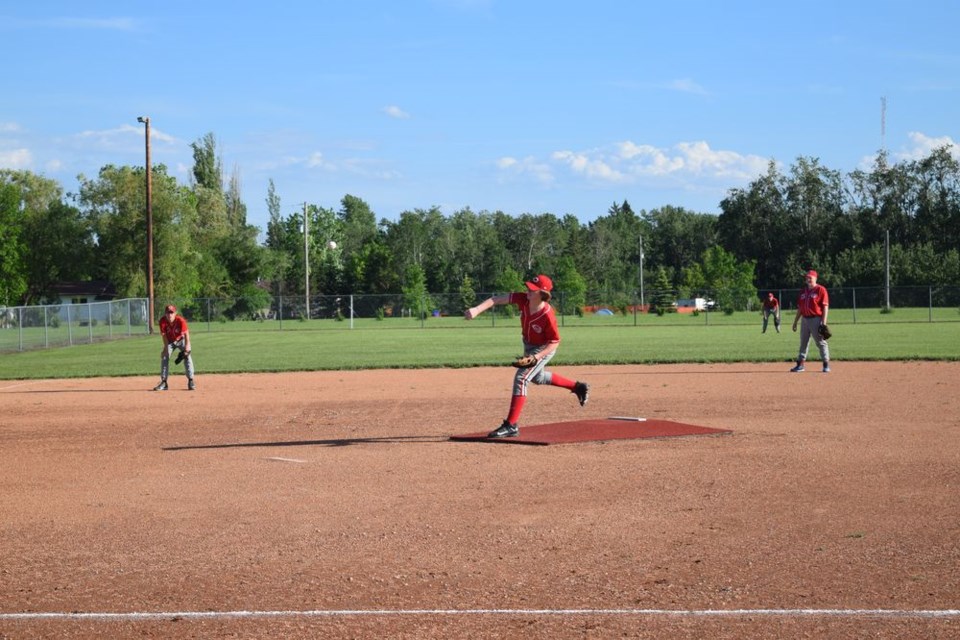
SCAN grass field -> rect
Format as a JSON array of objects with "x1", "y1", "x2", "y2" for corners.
[{"x1": 1, "y1": 318, "x2": 959, "y2": 380}]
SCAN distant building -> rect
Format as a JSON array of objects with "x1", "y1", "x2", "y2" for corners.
[{"x1": 47, "y1": 281, "x2": 119, "y2": 323}]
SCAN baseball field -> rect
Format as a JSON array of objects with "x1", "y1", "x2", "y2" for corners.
[{"x1": 1, "y1": 325, "x2": 959, "y2": 638}]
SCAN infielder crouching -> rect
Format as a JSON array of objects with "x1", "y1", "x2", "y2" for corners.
[{"x1": 153, "y1": 304, "x2": 196, "y2": 391}]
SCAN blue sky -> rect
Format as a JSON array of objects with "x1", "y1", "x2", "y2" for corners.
[{"x1": 2, "y1": 1, "x2": 958, "y2": 234}]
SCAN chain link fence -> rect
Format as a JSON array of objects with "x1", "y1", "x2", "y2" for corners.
[
  {"x1": 3, "y1": 286, "x2": 959, "y2": 352},
  {"x1": 0, "y1": 298, "x2": 149, "y2": 353}
]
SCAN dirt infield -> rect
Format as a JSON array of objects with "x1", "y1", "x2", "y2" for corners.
[{"x1": 1, "y1": 362, "x2": 959, "y2": 639}]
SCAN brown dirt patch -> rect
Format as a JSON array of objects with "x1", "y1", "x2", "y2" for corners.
[{"x1": 2, "y1": 362, "x2": 959, "y2": 638}]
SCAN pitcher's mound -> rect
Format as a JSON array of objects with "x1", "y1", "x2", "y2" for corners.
[{"x1": 450, "y1": 417, "x2": 731, "y2": 446}]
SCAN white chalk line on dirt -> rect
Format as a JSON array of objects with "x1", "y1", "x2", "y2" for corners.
[{"x1": 2, "y1": 608, "x2": 959, "y2": 621}]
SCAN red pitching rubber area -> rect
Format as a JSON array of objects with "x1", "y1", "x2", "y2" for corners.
[{"x1": 450, "y1": 417, "x2": 732, "y2": 446}]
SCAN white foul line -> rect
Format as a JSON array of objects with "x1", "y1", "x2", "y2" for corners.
[{"x1": 1, "y1": 608, "x2": 959, "y2": 621}]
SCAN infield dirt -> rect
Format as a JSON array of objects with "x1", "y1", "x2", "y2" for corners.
[{"x1": 1, "y1": 362, "x2": 958, "y2": 638}]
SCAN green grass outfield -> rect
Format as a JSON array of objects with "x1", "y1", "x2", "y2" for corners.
[{"x1": 1, "y1": 319, "x2": 959, "y2": 380}]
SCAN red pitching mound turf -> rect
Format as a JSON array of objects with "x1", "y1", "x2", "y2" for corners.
[{"x1": 450, "y1": 417, "x2": 731, "y2": 446}]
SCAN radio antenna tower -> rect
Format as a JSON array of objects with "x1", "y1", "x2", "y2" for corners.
[{"x1": 880, "y1": 96, "x2": 887, "y2": 152}]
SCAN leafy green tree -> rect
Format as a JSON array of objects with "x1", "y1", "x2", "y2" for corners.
[
  {"x1": 190, "y1": 133, "x2": 228, "y2": 238},
  {"x1": 847, "y1": 150, "x2": 915, "y2": 249},
  {"x1": 650, "y1": 267, "x2": 675, "y2": 315},
  {"x1": 79, "y1": 164, "x2": 198, "y2": 301},
  {"x1": 337, "y1": 194, "x2": 375, "y2": 292},
  {"x1": 401, "y1": 262, "x2": 434, "y2": 320},
  {"x1": 553, "y1": 256, "x2": 587, "y2": 316},
  {"x1": 22, "y1": 200, "x2": 96, "y2": 302},
  {"x1": 680, "y1": 263, "x2": 707, "y2": 298},
  {"x1": 701, "y1": 246, "x2": 757, "y2": 311},
  {"x1": 0, "y1": 170, "x2": 79, "y2": 304},
  {"x1": 646, "y1": 205, "x2": 716, "y2": 286},
  {"x1": 913, "y1": 146, "x2": 960, "y2": 253},
  {"x1": 263, "y1": 179, "x2": 290, "y2": 298},
  {"x1": 458, "y1": 274, "x2": 477, "y2": 311},
  {"x1": 0, "y1": 181, "x2": 27, "y2": 305},
  {"x1": 583, "y1": 201, "x2": 644, "y2": 293},
  {"x1": 358, "y1": 240, "x2": 396, "y2": 294},
  {"x1": 225, "y1": 165, "x2": 248, "y2": 228},
  {"x1": 490, "y1": 265, "x2": 524, "y2": 318},
  {"x1": 718, "y1": 161, "x2": 791, "y2": 288},
  {"x1": 493, "y1": 265, "x2": 524, "y2": 294}
]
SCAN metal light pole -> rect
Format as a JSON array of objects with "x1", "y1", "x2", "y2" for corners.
[
  {"x1": 885, "y1": 229, "x2": 891, "y2": 310},
  {"x1": 302, "y1": 202, "x2": 310, "y2": 320},
  {"x1": 137, "y1": 116, "x2": 155, "y2": 333},
  {"x1": 638, "y1": 234, "x2": 645, "y2": 310}
]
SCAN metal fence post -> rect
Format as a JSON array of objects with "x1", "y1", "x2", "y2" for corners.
[
  {"x1": 88, "y1": 302, "x2": 93, "y2": 344},
  {"x1": 852, "y1": 288, "x2": 857, "y2": 324},
  {"x1": 929, "y1": 286, "x2": 933, "y2": 322}
]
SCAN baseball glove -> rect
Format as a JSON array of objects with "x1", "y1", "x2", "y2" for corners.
[
  {"x1": 512, "y1": 354, "x2": 538, "y2": 368},
  {"x1": 174, "y1": 348, "x2": 190, "y2": 365},
  {"x1": 818, "y1": 324, "x2": 832, "y2": 340}
]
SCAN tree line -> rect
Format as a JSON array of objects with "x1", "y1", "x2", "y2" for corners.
[{"x1": 2, "y1": 133, "x2": 959, "y2": 315}]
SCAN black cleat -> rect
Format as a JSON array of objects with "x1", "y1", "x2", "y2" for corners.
[
  {"x1": 153, "y1": 380, "x2": 168, "y2": 391},
  {"x1": 188, "y1": 378, "x2": 196, "y2": 391},
  {"x1": 573, "y1": 381, "x2": 590, "y2": 407},
  {"x1": 487, "y1": 420, "x2": 519, "y2": 438}
]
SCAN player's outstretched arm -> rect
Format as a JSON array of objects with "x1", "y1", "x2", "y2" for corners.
[{"x1": 465, "y1": 295, "x2": 508, "y2": 320}]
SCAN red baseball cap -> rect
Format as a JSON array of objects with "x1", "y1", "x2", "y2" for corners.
[
  {"x1": 165, "y1": 304, "x2": 177, "y2": 313},
  {"x1": 805, "y1": 270, "x2": 818, "y2": 279},
  {"x1": 525, "y1": 274, "x2": 553, "y2": 292}
]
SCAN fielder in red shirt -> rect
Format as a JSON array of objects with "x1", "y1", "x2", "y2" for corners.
[
  {"x1": 153, "y1": 304, "x2": 196, "y2": 391},
  {"x1": 791, "y1": 270, "x2": 830, "y2": 373},
  {"x1": 761, "y1": 292, "x2": 781, "y2": 334},
  {"x1": 464, "y1": 274, "x2": 589, "y2": 438}
]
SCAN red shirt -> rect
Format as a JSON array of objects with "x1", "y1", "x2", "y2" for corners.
[
  {"x1": 509, "y1": 292, "x2": 560, "y2": 346},
  {"x1": 797, "y1": 285, "x2": 829, "y2": 318},
  {"x1": 159, "y1": 315, "x2": 189, "y2": 343},
  {"x1": 762, "y1": 296, "x2": 779, "y2": 311}
]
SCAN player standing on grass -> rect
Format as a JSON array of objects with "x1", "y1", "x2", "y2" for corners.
[
  {"x1": 464, "y1": 274, "x2": 589, "y2": 438},
  {"x1": 153, "y1": 304, "x2": 196, "y2": 391},
  {"x1": 791, "y1": 270, "x2": 830, "y2": 373},
  {"x1": 761, "y1": 291, "x2": 781, "y2": 333}
]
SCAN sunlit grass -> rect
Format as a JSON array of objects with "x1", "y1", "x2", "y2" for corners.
[{"x1": 1, "y1": 319, "x2": 958, "y2": 380}]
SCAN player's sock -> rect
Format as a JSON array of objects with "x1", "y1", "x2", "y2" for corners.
[
  {"x1": 506, "y1": 395, "x2": 526, "y2": 424},
  {"x1": 549, "y1": 373, "x2": 577, "y2": 390}
]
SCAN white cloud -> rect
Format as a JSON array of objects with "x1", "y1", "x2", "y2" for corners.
[
  {"x1": 306, "y1": 151, "x2": 336, "y2": 170},
  {"x1": 675, "y1": 141, "x2": 768, "y2": 178},
  {"x1": 0, "y1": 122, "x2": 22, "y2": 133},
  {"x1": 72, "y1": 124, "x2": 177, "y2": 150},
  {"x1": 6, "y1": 17, "x2": 138, "y2": 30},
  {"x1": 668, "y1": 78, "x2": 709, "y2": 96},
  {"x1": 382, "y1": 105, "x2": 411, "y2": 119},
  {"x1": 896, "y1": 131, "x2": 958, "y2": 161},
  {"x1": 500, "y1": 140, "x2": 769, "y2": 188},
  {"x1": 0, "y1": 148, "x2": 31, "y2": 169},
  {"x1": 859, "y1": 131, "x2": 960, "y2": 168},
  {"x1": 552, "y1": 150, "x2": 625, "y2": 182},
  {"x1": 495, "y1": 155, "x2": 554, "y2": 186}
]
